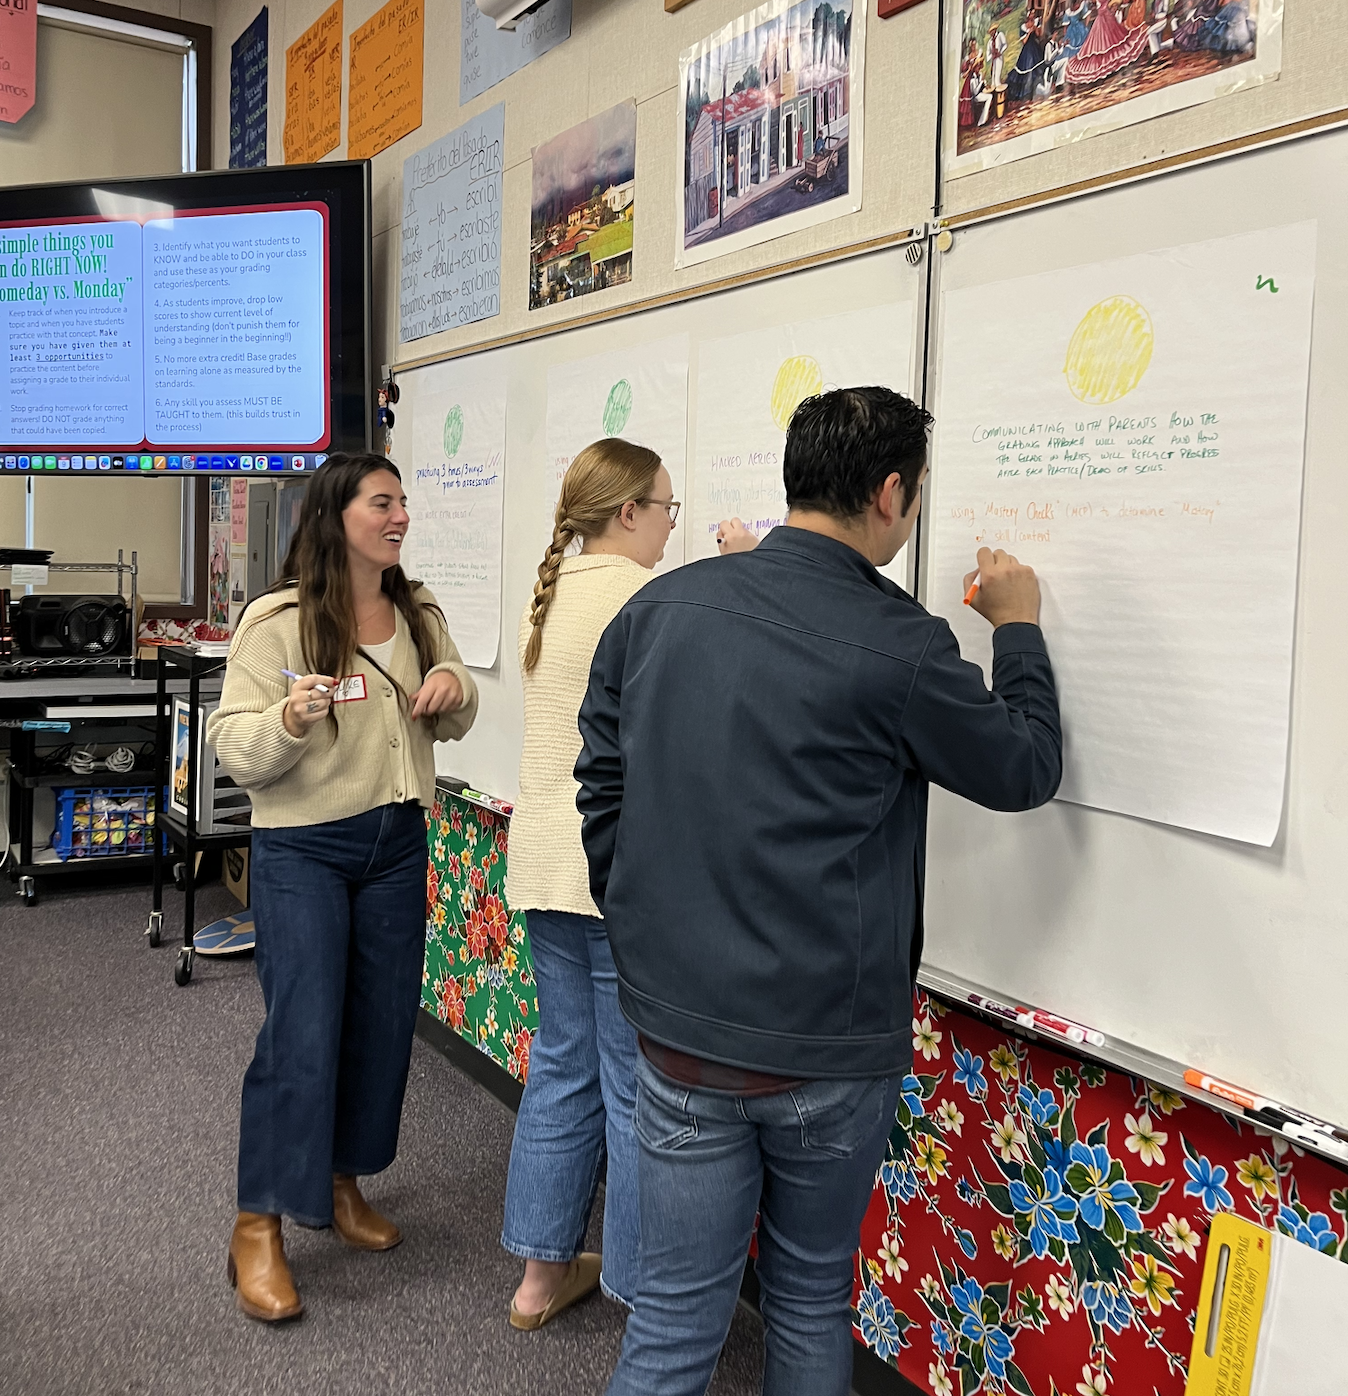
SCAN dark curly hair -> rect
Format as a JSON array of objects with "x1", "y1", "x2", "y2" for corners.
[{"x1": 783, "y1": 386, "x2": 934, "y2": 519}]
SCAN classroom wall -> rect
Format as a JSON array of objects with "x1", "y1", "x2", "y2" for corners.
[
  {"x1": 209, "y1": 0, "x2": 937, "y2": 377},
  {"x1": 0, "y1": 20, "x2": 185, "y2": 187}
]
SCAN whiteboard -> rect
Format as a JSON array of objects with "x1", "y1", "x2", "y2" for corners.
[
  {"x1": 919, "y1": 129, "x2": 1348, "y2": 1123},
  {"x1": 395, "y1": 245, "x2": 925, "y2": 802}
]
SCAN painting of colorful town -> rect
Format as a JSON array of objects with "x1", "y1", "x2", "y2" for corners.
[
  {"x1": 955, "y1": 0, "x2": 1269, "y2": 163},
  {"x1": 530, "y1": 101, "x2": 636, "y2": 311},
  {"x1": 679, "y1": 0, "x2": 859, "y2": 266}
]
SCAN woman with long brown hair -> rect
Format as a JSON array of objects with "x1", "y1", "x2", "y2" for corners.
[
  {"x1": 207, "y1": 453, "x2": 478, "y2": 1323},
  {"x1": 500, "y1": 438, "x2": 677, "y2": 1329}
]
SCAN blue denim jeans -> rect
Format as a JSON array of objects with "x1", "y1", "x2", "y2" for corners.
[
  {"x1": 500, "y1": 909, "x2": 640, "y2": 1307},
  {"x1": 605, "y1": 1054, "x2": 902, "y2": 1396},
  {"x1": 238, "y1": 802, "x2": 428, "y2": 1227}
]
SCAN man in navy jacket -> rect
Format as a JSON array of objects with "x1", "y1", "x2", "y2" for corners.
[{"x1": 577, "y1": 387, "x2": 1061, "y2": 1396}]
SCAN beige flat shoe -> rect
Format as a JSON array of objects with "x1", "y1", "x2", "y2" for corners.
[{"x1": 508, "y1": 1253, "x2": 602, "y2": 1331}]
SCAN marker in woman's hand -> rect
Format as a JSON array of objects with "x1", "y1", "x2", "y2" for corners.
[
  {"x1": 963, "y1": 573, "x2": 981, "y2": 606},
  {"x1": 281, "y1": 667, "x2": 330, "y2": 694}
]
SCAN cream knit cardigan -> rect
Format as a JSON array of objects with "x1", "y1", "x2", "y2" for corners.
[
  {"x1": 504, "y1": 553, "x2": 651, "y2": 917},
  {"x1": 206, "y1": 585, "x2": 478, "y2": 828}
]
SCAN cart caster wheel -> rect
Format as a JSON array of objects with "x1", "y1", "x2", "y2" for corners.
[
  {"x1": 19, "y1": 876, "x2": 37, "y2": 908},
  {"x1": 173, "y1": 862, "x2": 187, "y2": 892},
  {"x1": 145, "y1": 911, "x2": 163, "y2": 948},
  {"x1": 174, "y1": 948, "x2": 193, "y2": 986}
]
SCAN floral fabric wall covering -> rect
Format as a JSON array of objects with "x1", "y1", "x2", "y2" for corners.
[
  {"x1": 422, "y1": 790, "x2": 537, "y2": 1084},
  {"x1": 854, "y1": 990, "x2": 1348, "y2": 1395},
  {"x1": 417, "y1": 796, "x2": 1348, "y2": 1392}
]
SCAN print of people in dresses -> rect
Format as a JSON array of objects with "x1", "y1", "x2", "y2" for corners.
[{"x1": 957, "y1": 0, "x2": 1259, "y2": 134}]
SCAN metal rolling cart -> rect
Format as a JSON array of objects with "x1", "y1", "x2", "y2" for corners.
[
  {"x1": 146, "y1": 646, "x2": 251, "y2": 985},
  {"x1": 3, "y1": 553, "x2": 150, "y2": 906}
]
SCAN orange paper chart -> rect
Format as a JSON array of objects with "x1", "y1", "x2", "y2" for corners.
[
  {"x1": 283, "y1": 0, "x2": 344, "y2": 164},
  {"x1": 348, "y1": 0, "x2": 423, "y2": 161},
  {"x1": 0, "y1": 0, "x2": 37, "y2": 124}
]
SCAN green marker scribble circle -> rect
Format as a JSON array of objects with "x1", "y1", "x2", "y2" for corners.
[
  {"x1": 443, "y1": 405, "x2": 464, "y2": 458},
  {"x1": 602, "y1": 379, "x2": 633, "y2": 437}
]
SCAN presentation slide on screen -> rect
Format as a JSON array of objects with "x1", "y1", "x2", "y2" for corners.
[{"x1": 0, "y1": 206, "x2": 327, "y2": 448}]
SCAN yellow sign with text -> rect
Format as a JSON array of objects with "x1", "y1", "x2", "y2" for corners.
[{"x1": 1186, "y1": 1213, "x2": 1273, "y2": 1396}]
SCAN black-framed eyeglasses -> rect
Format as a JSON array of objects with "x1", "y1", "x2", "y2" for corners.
[{"x1": 633, "y1": 498, "x2": 681, "y2": 524}]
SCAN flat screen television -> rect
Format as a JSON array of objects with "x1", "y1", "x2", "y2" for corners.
[{"x1": 0, "y1": 162, "x2": 370, "y2": 475}]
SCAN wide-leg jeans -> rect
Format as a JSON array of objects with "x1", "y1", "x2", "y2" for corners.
[
  {"x1": 237, "y1": 801, "x2": 428, "y2": 1226},
  {"x1": 500, "y1": 909, "x2": 641, "y2": 1307}
]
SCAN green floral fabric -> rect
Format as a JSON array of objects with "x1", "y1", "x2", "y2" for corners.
[{"x1": 422, "y1": 788, "x2": 537, "y2": 1083}]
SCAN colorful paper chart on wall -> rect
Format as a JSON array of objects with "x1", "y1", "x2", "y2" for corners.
[
  {"x1": 283, "y1": 0, "x2": 343, "y2": 165},
  {"x1": 0, "y1": 0, "x2": 36, "y2": 124},
  {"x1": 928, "y1": 221, "x2": 1316, "y2": 845},
  {"x1": 404, "y1": 361, "x2": 507, "y2": 669},
  {"x1": 947, "y1": 0, "x2": 1283, "y2": 176},
  {"x1": 348, "y1": 0, "x2": 424, "y2": 162},
  {"x1": 677, "y1": 0, "x2": 866, "y2": 269},
  {"x1": 690, "y1": 304, "x2": 914, "y2": 566},
  {"x1": 545, "y1": 337, "x2": 690, "y2": 574}
]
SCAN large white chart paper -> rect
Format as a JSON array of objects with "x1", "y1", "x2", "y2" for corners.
[
  {"x1": 690, "y1": 304, "x2": 914, "y2": 566},
  {"x1": 404, "y1": 359, "x2": 506, "y2": 669},
  {"x1": 545, "y1": 336, "x2": 690, "y2": 573},
  {"x1": 928, "y1": 222, "x2": 1317, "y2": 846}
]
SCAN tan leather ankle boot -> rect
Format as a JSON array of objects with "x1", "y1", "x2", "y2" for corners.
[
  {"x1": 332, "y1": 1174, "x2": 402, "y2": 1251},
  {"x1": 227, "y1": 1212, "x2": 303, "y2": 1321}
]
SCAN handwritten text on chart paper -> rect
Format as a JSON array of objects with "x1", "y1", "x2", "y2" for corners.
[{"x1": 401, "y1": 105, "x2": 504, "y2": 342}]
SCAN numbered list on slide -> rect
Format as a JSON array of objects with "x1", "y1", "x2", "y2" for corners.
[{"x1": 2, "y1": 206, "x2": 327, "y2": 446}]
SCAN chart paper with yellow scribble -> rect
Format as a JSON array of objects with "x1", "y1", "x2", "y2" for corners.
[
  {"x1": 691, "y1": 305, "x2": 914, "y2": 567},
  {"x1": 928, "y1": 223, "x2": 1317, "y2": 845}
]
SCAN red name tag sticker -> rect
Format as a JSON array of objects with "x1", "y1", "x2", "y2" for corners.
[{"x1": 332, "y1": 674, "x2": 367, "y2": 703}]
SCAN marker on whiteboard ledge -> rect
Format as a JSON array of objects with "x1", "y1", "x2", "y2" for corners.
[
  {"x1": 1182, "y1": 1070, "x2": 1329, "y2": 1130},
  {"x1": 965, "y1": 992, "x2": 1021, "y2": 1026},
  {"x1": 966, "y1": 994, "x2": 1105, "y2": 1048},
  {"x1": 1015, "y1": 1006, "x2": 1107, "y2": 1048},
  {"x1": 281, "y1": 667, "x2": 330, "y2": 694}
]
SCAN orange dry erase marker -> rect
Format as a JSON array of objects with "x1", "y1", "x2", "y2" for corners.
[{"x1": 963, "y1": 573, "x2": 981, "y2": 606}]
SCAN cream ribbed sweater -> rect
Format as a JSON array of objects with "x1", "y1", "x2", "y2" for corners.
[
  {"x1": 206, "y1": 585, "x2": 479, "y2": 828},
  {"x1": 504, "y1": 553, "x2": 652, "y2": 916}
]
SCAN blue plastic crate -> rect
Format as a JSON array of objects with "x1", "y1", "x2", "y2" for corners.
[{"x1": 52, "y1": 785, "x2": 156, "y2": 861}]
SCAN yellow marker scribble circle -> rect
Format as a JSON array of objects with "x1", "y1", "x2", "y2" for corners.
[
  {"x1": 770, "y1": 355, "x2": 825, "y2": 431},
  {"x1": 1063, "y1": 296, "x2": 1155, "y2": 405}
]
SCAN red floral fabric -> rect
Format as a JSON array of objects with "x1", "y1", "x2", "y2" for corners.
[{"x1": 852, "y1": 991, "x2": 1348, "y2": 1394}]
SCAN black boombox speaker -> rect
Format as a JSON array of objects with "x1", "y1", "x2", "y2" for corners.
[{"x1": 16, "y1": 594, "x2": 131, "y2": 658}]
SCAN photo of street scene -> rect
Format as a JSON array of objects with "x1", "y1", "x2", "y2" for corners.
[
  {"x1": 530, "y1": 100, "x2": 636, "y2": 311},
  {"x1": 952, "y1": 0, "x2": 1278, "y2": 171},
  {"x1": 678, "y1": 0, "x2": 863, "y2": 267}
]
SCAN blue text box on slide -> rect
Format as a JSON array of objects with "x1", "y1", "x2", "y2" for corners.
[{"x1": 144, "y1": 207, "x2": 327, "y2": 446}]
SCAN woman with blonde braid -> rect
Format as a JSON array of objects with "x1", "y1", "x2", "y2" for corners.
[{"x1": 500, "y1": 438, "x2": 677, "y2": 1328}]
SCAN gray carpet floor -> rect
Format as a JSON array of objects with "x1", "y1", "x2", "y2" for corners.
[{"x1": 0, "y1": 877, "x2": 765, "y2": 1396}]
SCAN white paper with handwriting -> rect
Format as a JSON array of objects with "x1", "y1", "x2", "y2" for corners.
[
  {"x1": 690, "y1": 305, "x2": 915, "y2": 579},
  {"x1": 403, "y1": 357, "x2": 507, "y2": 670},
  {"x1": 928, "y1": 223, "x2": 1317, "y2": 844}
]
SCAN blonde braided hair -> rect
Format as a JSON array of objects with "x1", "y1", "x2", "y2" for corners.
[{"x1": 524, "y1": 437, "x2": 661, "y2": 672}]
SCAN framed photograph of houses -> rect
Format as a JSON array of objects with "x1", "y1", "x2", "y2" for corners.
[
  {"x1": 946, "y1": 0, "x2": 1283, "y2": 177},
  {"x1": 677, "y1": 0, "x2": 865, "y2": 270},
  {"x1": 530, "y1": 100, "x2": 637, "y2": 311}
]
